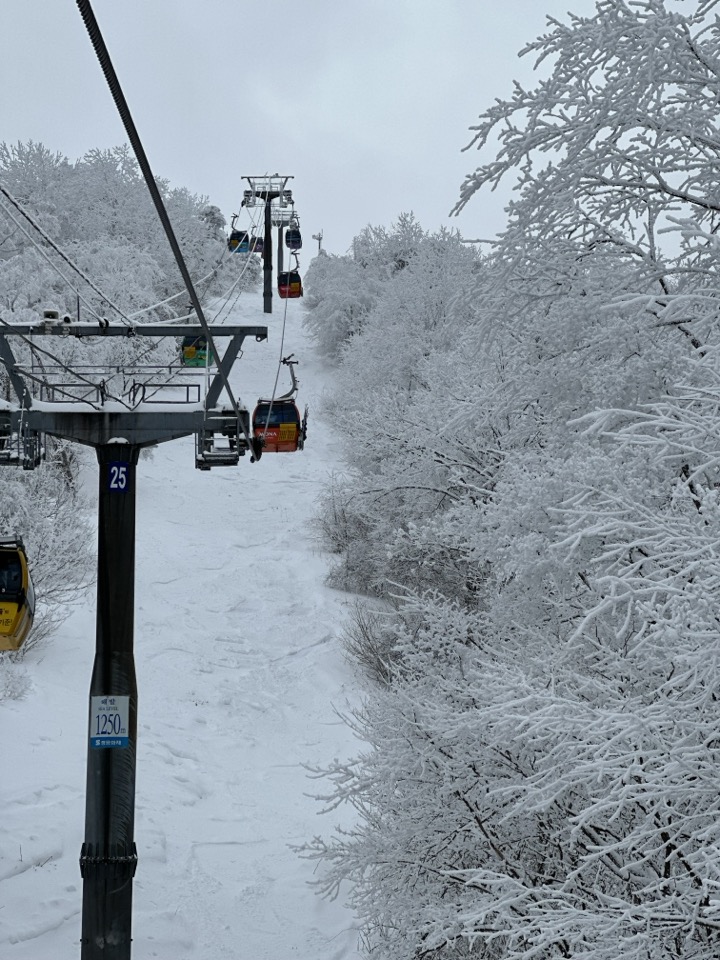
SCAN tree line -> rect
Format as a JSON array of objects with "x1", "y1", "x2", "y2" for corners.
[{"x1": 302, "y1": 3, "x2": 720, "y2": 958}]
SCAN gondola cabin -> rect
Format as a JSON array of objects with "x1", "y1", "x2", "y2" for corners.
[
  {"x1": 250, "y1": 235, "x2": 264, "y2": 255},
  {"x1": 285, "y1": 227, "x2": 302, "y2": 250},
  {"x1": 253, "y1": 400, "x2": 303, "y2": 453},
  {"x1": 228, "y1": 230, "x2": 250, "y2": 253},
  {"x1": 278, "y1": 271, "x2": 303, "y2": 299},
  {"x1": 181, "y1": 335, "x2": 213, "y2": 367},
  {"x1": 0, "y1": 537, "x2": 35, "y2": 652}
]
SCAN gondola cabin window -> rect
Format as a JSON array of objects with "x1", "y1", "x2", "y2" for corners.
[{"x1": 0, "y1": 555, "x2": 22, "y2": 596}]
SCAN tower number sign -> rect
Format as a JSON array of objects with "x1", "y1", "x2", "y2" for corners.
[{"x1": 107, "y1": 461, "x2": 130, "y2": 493}]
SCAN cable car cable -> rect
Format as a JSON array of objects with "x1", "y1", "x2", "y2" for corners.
[
  {"x1": 125, "y1": 212, "x2": 236, "y2": 325},
  {"x1": 0, "y1": 232, "x2": 139, "y2": 409},
  {"x1": 0, "y1": 36, "x2": 264, "y2": 418},
  {"x1": 124, "y1": 209, "x2": 262, "y2": 420},
  {"x1": 259, "y1": 291, "x2": 292, "y2": 447},
  {"x1": 0, "y1": 204, "x2": 178, "y2": 405},
  {"x1": 75, "y1": 0, "x2": 255, "y2": 454},
  {"x1": 123, "y1": 210, "x2": 262, "y2": 401},
  {"x1": 117, "y1": 246, "x2": 255, "y2": 405},
  {"x1": 119, "y1": 224, "x2": 251, "y2": 385},
  {"x1": 0, "y1": 194, "x2": 122, "y2": 327},
  {"x1": 207, "y1": 202, "x2": 266, "y2": 326},
  {"x1": 0, "y1": 180, "x2": 224, "y2": 359},
  {"x1": 0, "y1": 193, "x2": 191, "y2": 407},
  {"x1": 0, "y1": 185, "x2": 134, "y2": 327},
  {"x1": 127, "y1": 260, "x2": 225, "y2": 320},
  {"x1": 259, "y1": 228, "x2": 304, "y2": 443}
]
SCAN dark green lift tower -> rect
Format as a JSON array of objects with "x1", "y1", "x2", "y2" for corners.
[{"x1": 0, "y1": 317, "x2": 267, "y2": 958}]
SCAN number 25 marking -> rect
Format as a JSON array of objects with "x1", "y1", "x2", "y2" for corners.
[{"x1": 109, "y1": 463, "x2": 128, "y2": 491}]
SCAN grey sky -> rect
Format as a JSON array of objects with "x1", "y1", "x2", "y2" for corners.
[{"x1": 3, "y1": 1, "x2": 597, "y2": 255}]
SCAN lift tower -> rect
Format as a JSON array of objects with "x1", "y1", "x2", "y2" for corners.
[
  {"x1": 0, "y1": 315, "x2": 267, "y2": 959},
  {"x1": 241, "y1": 175, "x2": 294, "y2": 314}
]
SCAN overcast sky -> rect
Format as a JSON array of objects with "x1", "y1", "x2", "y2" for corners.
[{"x1": 3, "y1": 1, "x2": 597, "y2": 256}]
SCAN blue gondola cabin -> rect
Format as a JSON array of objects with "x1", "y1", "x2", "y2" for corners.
[
  {"x1": 228, "y1": 230, "x2": 250, "y2": 253},
  {"x1": 285, "y1": 227, "x2": 302, "y2": 250},
  {"x1": 278, "y1": 271, "x2": 303, "y2": 299}
]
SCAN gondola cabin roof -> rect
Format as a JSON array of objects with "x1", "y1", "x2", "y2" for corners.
[
  {"x1": 252, "y1": 400, "x2": 302, "y2": 453},
  {"x1": 0, "y1": 537, "x2": 35, "y2": 652}
]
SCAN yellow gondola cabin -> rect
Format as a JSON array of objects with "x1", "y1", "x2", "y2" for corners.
[{"x1": 0, "y1": 537, "x2": 35, "y2": 651}]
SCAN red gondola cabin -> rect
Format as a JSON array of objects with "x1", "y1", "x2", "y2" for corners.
[
  {"x1": 252, "y1": 400, "x2": 303, "y2": 453},
  {"x1": 278, "y1": 270, "x2": 302, "y2": 299}
]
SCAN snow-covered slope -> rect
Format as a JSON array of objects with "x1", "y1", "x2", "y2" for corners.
[{"x1": 0, "y1": 292, "x2": 360, "y2": 959}]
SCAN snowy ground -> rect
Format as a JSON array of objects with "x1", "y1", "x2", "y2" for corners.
[{"x1": 0, "y1": 292, "x2": 361, "y2": 958}]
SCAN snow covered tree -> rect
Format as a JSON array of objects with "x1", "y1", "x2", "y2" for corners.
[
  {"x1": 302, "y1": 253, "x2": 381, "y2": 362},
  {"x1": 455, "y1": 0, "x2": 720, "y2": 351},
  {"x1": 306, "y1": 4, "x2": 720, "y2": 960},
  {"x1": 310, "y1": 219, "x2": 483, "y2": 596}
]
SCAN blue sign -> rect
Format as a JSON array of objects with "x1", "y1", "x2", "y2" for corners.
[{"x1": 107, "y1": 462, "x2": 130, "y2": 493}]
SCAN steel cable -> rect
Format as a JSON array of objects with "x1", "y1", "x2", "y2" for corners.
[
  {"x1": 0, "y1": 184, "x2": 135, "y2": 326},
  {"x1": 75, "y1": 0, "x2": 256, "y2": 454}
]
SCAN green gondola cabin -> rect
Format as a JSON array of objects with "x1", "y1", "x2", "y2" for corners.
[{"x1": 181, "y1": 335, "x2": 213, "y2": 367}]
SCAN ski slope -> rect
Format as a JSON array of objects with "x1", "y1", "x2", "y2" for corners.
[{"x1": 0, "y1": 292, "x2": 361, "y2": 959}]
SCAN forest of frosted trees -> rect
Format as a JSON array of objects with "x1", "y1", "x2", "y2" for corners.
[
  {"x1": 303, "y1": 3, "x2": 720, "y2": 959},
  {"x1": 4, "y1": 0, "x2": 720, "y2": 957},
  {"x1": 0, "y1": 141, "x2": 255, "y2": 647}
]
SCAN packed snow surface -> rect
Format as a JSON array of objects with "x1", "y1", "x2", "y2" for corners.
[{"x1": 0, "y1": 293, "x2": 360, "y2": 958}]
